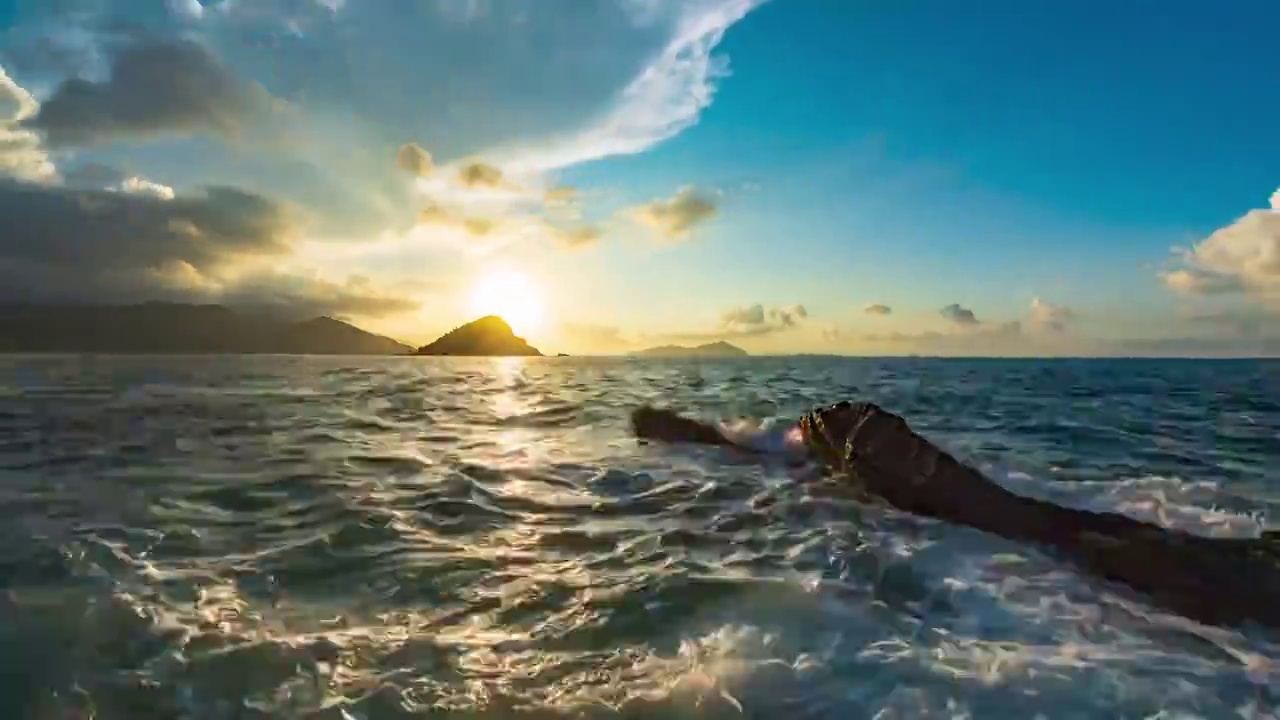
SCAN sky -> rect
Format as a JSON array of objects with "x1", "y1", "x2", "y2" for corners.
[{"x1": 0, "y1": 0, "x2": 1277, "y2": 357}]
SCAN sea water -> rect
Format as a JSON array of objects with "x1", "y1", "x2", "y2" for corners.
[{"x1": 0, "y1": 355, "x2": 1277, "y2": 719}]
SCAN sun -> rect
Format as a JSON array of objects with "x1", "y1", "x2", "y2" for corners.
[{"x1": 467, "y1": 268, "x2": 546, "y2": 337}]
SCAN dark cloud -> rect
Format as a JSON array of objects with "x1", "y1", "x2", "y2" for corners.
[
  {"x1": 940, "y1": 303, "x2": 979, "y2": 326},
  {"x1": 457, "y1": 161, "x2": 504, "y2": 189},
  {"x1": 864, "y1": 303, "x2": 892, "y2": 315},
  {"x1": 0, "y1": 177, "x2": 291, "y2": 273},
  {"x1": 0, "y1": 175, "x2": 415, "y2": 318},
  {"x1": 628, "y1": 186, "x2": 718, "y2": 239},
  {"x1": 397, "y1": 142, "x2": 433, "y2": 177},
  {"x1": 22, "y1": 37, "x2": 267, "y2": 147},
  {"x1": 720, "y1": 303, "x2": 808, "y2": 335}
]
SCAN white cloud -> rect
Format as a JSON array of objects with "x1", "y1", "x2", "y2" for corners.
[
  {"x1": 118, "y1": 176, "x2": 176, "y2": 200},
  {"x1": 1162, "y1": 188, "x2": 1280, "y2": 305},
  {"x1": 0, "y1": 65, "x2": 55, "y2": 183},
  {"x1": 167, "y1": 0, "x2": 205, "y2": 20},
  {"x1": 498, "y1": 0, "x2": 766, "y2": 174},
  {"x1": 0, "y1": 65, "x2": 36, "y2": 120}
]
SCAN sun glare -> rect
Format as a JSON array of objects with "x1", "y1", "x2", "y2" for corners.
[{"x1": 468, "y1": 268, "x2": 545, "y2": 337}]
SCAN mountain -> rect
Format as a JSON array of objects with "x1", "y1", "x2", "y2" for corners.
[
  {"x1": 632, "y1": 341, "x2": 749, "y2": 357},
  {"x1": 414, "y1": 315, "x2": 542, "y2": 356},
  {"x1": 0, "y1": 303, "x2": 412, "y2": 354}
]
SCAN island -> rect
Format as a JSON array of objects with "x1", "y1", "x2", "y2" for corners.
[
  {"x1": 0, "y1": 303, "x2": 412, "y2": 354},
  {"x1": 413, "y1": 315, "x2": 542, "y2": 356},
  {"x1": 631, "y1": 341, "x2": 748, "y2": 358}
]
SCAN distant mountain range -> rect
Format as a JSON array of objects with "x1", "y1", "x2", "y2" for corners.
[
  {"x1": 0, "y1": 303, "x2": 411, "y2": 355},
  {"x1": 0, "y1": 303, "x2": 754, "y2": 358},
  {"x1": 631, "y1": 341, "x2": 748, "y2": 357},
  {"x1": 413, "y1": 315, "x2": 542, "y2": 356}
]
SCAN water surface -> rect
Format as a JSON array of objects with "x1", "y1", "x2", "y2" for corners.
[{"x1": 1, "y1": 356, "x2": 1278, "y2": 718}]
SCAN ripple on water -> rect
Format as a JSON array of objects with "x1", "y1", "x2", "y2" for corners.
[{"x1": 0, "y1": 355, "x2": 1278, "y2": 718}]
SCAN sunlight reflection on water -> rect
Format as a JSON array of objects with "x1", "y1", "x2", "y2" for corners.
[{"x1": 0, "y1": 355, "x2": 1277, "y2": 718}]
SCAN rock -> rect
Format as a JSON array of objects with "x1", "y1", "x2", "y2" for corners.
[{"x1": 413, "y1": 315, "x2": 542, "y2": 356}]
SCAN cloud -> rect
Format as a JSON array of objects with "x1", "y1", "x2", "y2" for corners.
[
  {"x1": 498, "y1": 0, "x2": 766, "y2": 173},
  {"x1": 1161, "y1": 188, "x2": 1280, "y2": 305},
  {"x1": 721, "y1": 303, "x2": 808, "y2": 334},
  {"x1": 1101, "y1": 334, "x2": 1280, "y2": 358},
  {"x1": 855, "y1": 297, "x2": 1082, "y2": 355},
  {"x1": 0, "y1": 65, "x2": 55, "y2": 182},
  {"x1": 627, "y1": 186, "x2": 719, "y2": 239},
  {"x1": 22, "y1": 37, "x2": 268, "y2": 147},
  {"x1": 417, "y1": 204, "x2": 500, "y2": 237},
  {"x1": 1028, "y1": 296, "x2": 1076, "y2": 332},
  {"x1": 2, "y1": 1, "x2": 761, "y2": 255},
  {"x1": 0, "y1": 173, "x2": 414, "y2": 319},
  {"x1": 63, "y1": 161, "x2": 126, "y2": 188},
  {"x1": 544, "y1": 186, "x2": 577, "y2": 205},
  {"x1": 664, "y1": 302, "x2": 809, "y2": 342},
  {"x1": 396, "y1": 143, "x2": 433, "y2": 177},
  {"x1": 864, "y1": 303, "x2": 892, "y2": 315},
  {"x1": 546, "y1": 223, "x2": 603, "y2": 249},
  {"x1": 940, "y1": 303, "x2": 979, "y2": 326},
  {"x1": 0, "y1": 1, "x2": 763, "y2": 320},
  {"x1": 0, "y1": 178, "x2": 292, "y2": 274},
  {"x1": 457, "y1": 161, "x2": 504, "y2": 190},
  {"x1": 210, "y1": 270, "x2": 419, "y2": 320},
  {"x1": 0, "y1": 64, "x2": 36, "y2": 121},
  {"x1": 118, "y1": 175, "x2": 176, "y2": 200},
  {"x1": 168, "y1": 0, "x2": 205, "y2": 20},
  {"x1": 59, "y1": 160, "x2": 174, "y2": 198},
  {"x1": 1160, "y1": 268, "x2": 1244, "y2": 295}
]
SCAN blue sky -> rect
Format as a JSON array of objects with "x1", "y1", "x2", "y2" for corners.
[{"x1": 0, "y1": 0, "x2": 1276, "y2": 355}]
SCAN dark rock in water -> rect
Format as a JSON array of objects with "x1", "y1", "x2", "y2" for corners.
[
  {"x1": 0, "y1": 302, "x2": 412, "y2": 354},
  {"x1": 827, "y1": 401, "x2": 1280, "y2": 631},
  {"x1": 632, "y1": 340, "x2": 748, "y2": 357},
  {"x1": 414, "y1": 315, "x2": 542, "y2": 356}
]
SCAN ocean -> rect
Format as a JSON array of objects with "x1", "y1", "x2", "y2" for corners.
[{"x1": 1, "y1": 355, "x2": 1278, "y2": 719}]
